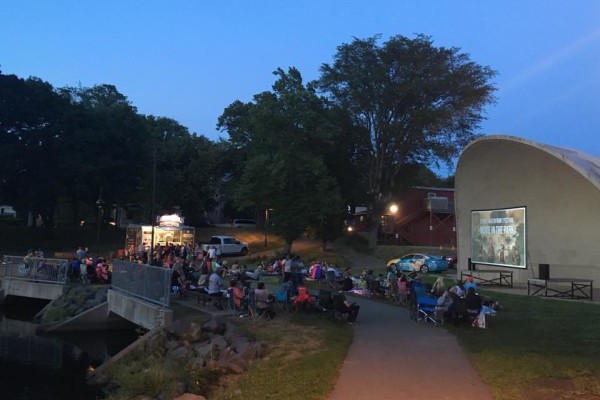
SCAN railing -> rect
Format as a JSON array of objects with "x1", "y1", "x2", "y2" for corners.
[
  {"x1": 2, "y1": 256, "x2": 68, "y2": 284},
  {"x1": 111, "y1": 260, "x2": 172, "y2": 307}
]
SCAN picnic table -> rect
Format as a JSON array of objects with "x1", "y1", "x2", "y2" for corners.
[
  {"x1": 527, "y1": 277, "x2": 593, "y2": 300},
  {"x1": 460, "y1": 269, "x2": 513, "y2": 287}
]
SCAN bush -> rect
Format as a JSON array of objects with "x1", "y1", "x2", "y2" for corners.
[{"x1": 41, "y1": 306, "x2": 68, "y2": 324}]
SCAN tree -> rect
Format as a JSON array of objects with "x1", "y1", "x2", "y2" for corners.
[
  {"x1": 218, "y1": 68, "x2": 345, "y2": 253},
  {"x1": 318, "y1": 34, "x2": 497, "y2": 247}
]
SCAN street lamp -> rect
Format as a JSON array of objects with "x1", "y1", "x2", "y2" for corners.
[
  {"x1": 96, "y1": 187, "x2": 104, "y2": 257},
  {"x1": 389, "y1": 203, "x2": 399, "y2": 246}
]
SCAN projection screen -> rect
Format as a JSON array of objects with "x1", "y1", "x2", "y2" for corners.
[{"x1": 471, "y1": 207, "x2": 526, "y2": 268}]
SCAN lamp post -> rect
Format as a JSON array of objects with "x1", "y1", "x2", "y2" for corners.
[
  {"x1": 264, "y1": 207, "x2": 269, "y2": 249},
  {"x1": 389, "y1": 203, "x2": 398, "y2": 246},
  {"x1": 150, "y1": 145, "x2": 157, "y2": 265},
  {"x1": 96, "y1": 187, "x2": 104, "y2": 257}
]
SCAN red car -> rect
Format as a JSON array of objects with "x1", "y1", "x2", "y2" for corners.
[{"x1": 444, "y1": 254, "x2": 458, "y2": 268}]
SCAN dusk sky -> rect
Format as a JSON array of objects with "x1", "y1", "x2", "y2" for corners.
[{"x1": 2, "y1": 1, "x2": 599, "y2": 175}]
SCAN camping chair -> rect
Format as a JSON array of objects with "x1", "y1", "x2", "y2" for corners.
[
  {"x1": 415, "y1": 296, "x2": 443, "y2": 326},
  {"x1": 317, "y1": 289, "x2": 335, "y2": 319},
  {"x1": 324, "y1": 270, "x2": 338, "y2": 290},
  {"x1": 389, "y1": 279, "x2": 407, "y2": 306},
  {"x1": 366, "y1": 279, "x2": 385, "y2": 298},
  {"x1": 248, "y1": 291, "x2": 271, "y2": 322},
  {"x1": 274, "y1": 283, "x2": 291, "y2": 313},
  {"x1": 227, "y1": 288, "x2": 247, "y2": 317},
  {"x1": 332, "y1": 293, "x2": 348, "y2": 324},
  {"x1": 291, "y1": 286, "x2": 314, "y2": 313}
]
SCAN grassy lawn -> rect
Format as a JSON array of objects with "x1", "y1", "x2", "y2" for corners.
[
  {"x1": 212, "y1": 313, "x2": 352, "y2": 400},
  {"x1": 449, "y1": 291, "x2": 600, "y2": 399}
]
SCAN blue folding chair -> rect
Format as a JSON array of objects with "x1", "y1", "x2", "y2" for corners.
[{"x1": 415, "y1": 296, "x2": 443, "y2": 326}]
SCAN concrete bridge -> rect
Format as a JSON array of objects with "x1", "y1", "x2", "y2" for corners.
[{"x1": 1, "y1": 257, "x2": 173, "y2": 331}]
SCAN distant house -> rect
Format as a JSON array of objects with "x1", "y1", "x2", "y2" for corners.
[
  {"x1": 0, "y1": 205, "x2": 16, "y2": 218},
  {"x1": 351, "y1": 187, "x2": 456, "y2": 247}
]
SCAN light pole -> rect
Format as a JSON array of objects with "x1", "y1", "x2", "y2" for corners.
[
  {"x1": 96, "y1": 187, "x2": 104, "y2": 257},
  {"x1": 263, "y1": 207, "x2": 269, "y2": 249},
  {"x1": 150, "y1": 145, "x2": 157, "y2": 265},
  {"x1": 389, "y1": 203, "x2": 398, "y2": 246}
]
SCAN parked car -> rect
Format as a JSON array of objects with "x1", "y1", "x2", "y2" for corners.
[
  {"x1": 444, "y1": 254, "x2": 458, "y2": 268},
  {"x1": 392, "y1": 253, "x2": 449, "y2": 273},
  {"x1": 231, "y1": 219, "x2": 257, "y2": 228},
  {"x1": 201, "y1": 236, "x2": 249, "y2": 256}
]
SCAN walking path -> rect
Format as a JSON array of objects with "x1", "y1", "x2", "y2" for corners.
[{"x1": 327, "y1": 245, "x2": 493, "y2": 400}]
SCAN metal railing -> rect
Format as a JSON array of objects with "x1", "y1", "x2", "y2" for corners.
[
  {"x1": 111, "y1": 260, "x2": 172, "y2": 307},
  {"x1": 2, "y1": 256, "x2": 68, "y2": 284}
]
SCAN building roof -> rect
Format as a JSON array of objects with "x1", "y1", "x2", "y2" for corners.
[{"x1": 461, "y1": 135, "x2": 600, "y2": 192}]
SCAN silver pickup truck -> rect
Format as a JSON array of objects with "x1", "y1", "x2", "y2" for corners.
[{"x1": 201, "y1": 235, "x2": 249, "y2": 256}]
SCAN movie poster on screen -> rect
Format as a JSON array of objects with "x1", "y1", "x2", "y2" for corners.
[{"x1": 471, "y1": 207, "x2": 526, "y2": 268}]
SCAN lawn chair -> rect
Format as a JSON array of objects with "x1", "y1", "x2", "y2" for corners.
[
  {"x1": 332, "y1": 293, "x2": 348, "y2": 324},
  {"x1": 227, "y1": 288, "x2": 247, "y2": 317},
  {"x1": 415, "y1": 295, "x2": 443, "y2": 326},
  {"x1": 366, "y1": 279, "x2": 385, "y2": 298},
  {"x1": 274, "y1": 283, "x2": 291, "y2": 313},
  {"x1": 324, "y1": 270, "x2": 338, "y2": 290},
  {"x1": 389, "y1": 279, "x2": 408, "y2": 306},
  {"x1": 248, "y1": 291, "x2": 271, "y2": 322}
]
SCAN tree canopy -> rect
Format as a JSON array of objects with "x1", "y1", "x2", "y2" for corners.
[{"x1": 318, "y1": 34, "x2": 497, "y2": 245}]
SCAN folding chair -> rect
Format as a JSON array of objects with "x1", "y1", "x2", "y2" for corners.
[
  {"x1": 389, "y1": 279, "x2": 408, "y2": 306},
  {"x1": 415, "y1": 296, "x2": 443, "y2": 326},
  {"x1": 274, "y1": 283, "x2": 291, "y2": 313},
  {"x1": 248, "y1": 291, "x2": 271, "y2": 322},
  {"x1": 227, "y1": 288, "x2": 247, "y2": 317},
  {"x1": 324, "y1": 270, "x2": 338, "y2": 290}
]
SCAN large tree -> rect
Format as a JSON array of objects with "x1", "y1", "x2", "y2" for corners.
[
  {"x1": 318, "y1": 34, "x2": 497, "y2": 246},
  {"x1": 218, "y1": 68, "x2": 345, "y2": 253}
]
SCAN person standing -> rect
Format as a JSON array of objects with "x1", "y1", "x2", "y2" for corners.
[{"x1": 207, "y1": 267, "x2": 224, "y2": 309}]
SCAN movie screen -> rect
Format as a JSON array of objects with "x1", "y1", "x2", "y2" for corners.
[{"x1": 471, "y1": 207, "x2": 526, "y2": 268}]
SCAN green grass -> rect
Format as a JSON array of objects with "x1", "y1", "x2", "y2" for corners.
[
  {"x1": 450, "y1": 291, "x2": 600, "y2": 399},
  {"x1": 212, "y1": 313, "x2": 353, "y2": 400}
]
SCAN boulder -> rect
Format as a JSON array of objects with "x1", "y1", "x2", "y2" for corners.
[
  {"x1": 168, "y1": 346, "x2": 189, "y2": 360},
  {"x1": 239, "y1": 341, "x2": 268, "y2": 362},
  {"x1": 229, "y1": 336, "x2": 250, "y2": 354},
  {"x1": 210, "y1": 336, "x2": 228, "y2": 352},
  {"x1": 202, "y1": 318, "x2": 226, "y2": 335},
  {"x1": 173, "y1": 394, "x2": 207, "y2": 400},
  {"x1": 193, "y1": 343, "x2": 213, "y2": 360},
  {"x1": 166, "y1": 317, "x2": 204, "y2": 341}
]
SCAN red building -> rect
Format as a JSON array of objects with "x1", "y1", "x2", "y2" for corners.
[{"x1": 352, "y1": 187, "x2": 456, "y2": 247}]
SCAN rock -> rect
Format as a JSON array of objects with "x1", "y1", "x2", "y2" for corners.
[
  {"x1": 166, "y1": 340, "x2": 180, "y2": 351},
  {"x1": 84, "y1": 299, "x2": 97, "y2": 309},
  {"x1": 219, "y1": 361, "x2": 245, "y2": 375},
  {"x1": 223, "y1": 321, "x2": 241, "y2": 340},
  {"x1": 67, "y1": 303, "x2": 79, "y2": 315},
  {"x1": 94, "y1": 288, "x2": 107, "y2": 302},
  {"x1": 202, "y1": 318, "x2": 226, "y2": 335},
  {"x1": 239, "y1": 341, "x2": 268, "y2": 362},
  {"x1": 173, "y1": 394, "x2": 207, "y2": 400},
  {"x1": 166, "y1": 317, "x2": 204, "y2": 341},
  {"x1": 218, "y1": 353, "x2": 248, "y2": 373},
  {"x1": 132, "y1": 396, "x2": 155, "y2": 400},
  {"x1": 193, "y1": 343, "x2": 213, "y2": 360},
  {"x1": 210, "y1": 336, "x2": 228, "y2": 351},
  {"x1": 218, "y1": 347, "x2": 235, "y2": 361},
  {"x1": 229, "y1": 336, "x2": 250, "y2": 354},
  {"x1": 168, "y1": 346, "x2": 189, "y2": 360},
  {"x1": 206, "y1": 359, "x2": 219, "y2": 370}
]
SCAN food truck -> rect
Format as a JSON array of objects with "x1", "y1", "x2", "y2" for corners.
[{"x1": 125, "y1": 214, "x2": 195, "y2": 254}]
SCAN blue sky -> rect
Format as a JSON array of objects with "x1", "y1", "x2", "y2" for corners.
[{"x1": 2, "y1": 1, "x2": 599, "y2": 173}]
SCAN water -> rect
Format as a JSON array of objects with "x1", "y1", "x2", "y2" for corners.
[{"x1": 0, "y1": 299, "x2": 139, "y2": 400}]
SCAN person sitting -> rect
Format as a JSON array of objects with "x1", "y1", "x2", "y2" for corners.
[
  {"x1": 172, "y1": 265, "x2": 189, "y2": 299},
  {"x1": 340, "y1": 271, "x2": 354, "y2": 292},
  {"x1": 451, "y1": 280, "x2": 466, "y2": 297},
  {"x1": 246, "y1": 263, "x2": 264, "y2": 280},
  {"x1": 464, "y1": 287, "x2": 483, "y2": 317},
  {"x1": 254, "y1": 282, "x2": 275, "y2": 318},
  {"x1": 435, "y1": 290, "x2": 453, "y2": 320},
  {"x1": 228, "y1": 279, "x2": 246, "y2": 315},
  {"x1": 334, "y1": 291, "x2": 360, "y2": 324},
  {"x1": 292, "y1": 285, "x2": 314, "y2": 312},
  {"x1": 207, "y1": 267, "x2": 224, "y2": 309},
  {"x1": 95, "y1": 261, "x2": 109, "y2": 284},
  {"x1": 431, "y1": 277, "x2": 447, "y2": 297},
  {"x1": 463, "y1": 275, "x2": 478, "y2": 292}
]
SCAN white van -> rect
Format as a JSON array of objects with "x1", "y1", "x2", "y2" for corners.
[{"x1": 232, "y1": 219, "x2": 257, "y2": 228}]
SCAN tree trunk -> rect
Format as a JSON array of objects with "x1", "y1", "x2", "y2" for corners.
[{"x1": 283, "y1": 240, "x2": 293, "y2": 256}]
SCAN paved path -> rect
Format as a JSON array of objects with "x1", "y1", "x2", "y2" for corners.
[{"x1": 327, "y1": 245, "x2": 493, "y2": 400}]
